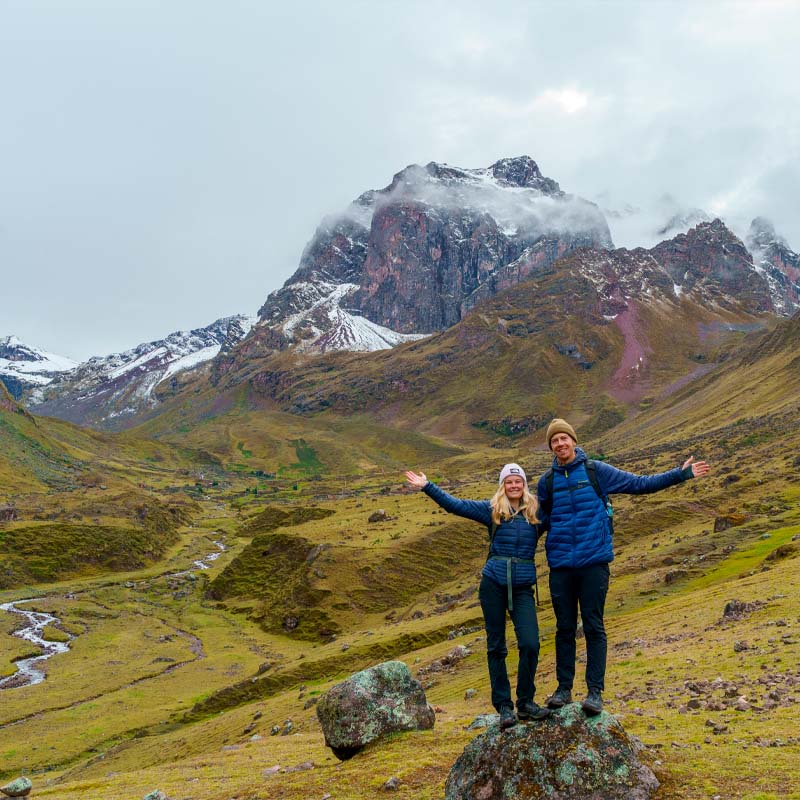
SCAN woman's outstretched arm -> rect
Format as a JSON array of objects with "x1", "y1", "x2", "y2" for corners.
[{"x1": 405, "y1": 470, "x2": 492, "y2": 524}]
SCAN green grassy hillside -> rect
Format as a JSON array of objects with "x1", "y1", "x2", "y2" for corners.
[{"x1": 1, "y1": 314, "x2": 799, "y2": 799}]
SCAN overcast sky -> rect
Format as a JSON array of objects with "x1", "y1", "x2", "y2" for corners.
[{"x1": 3, "y1": 0, "x2": 798, "y2": 360}]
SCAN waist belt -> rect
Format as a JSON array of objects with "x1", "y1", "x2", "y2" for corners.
[{"x1": 488, "y1": 556, "x2": 535, "y2": 611}]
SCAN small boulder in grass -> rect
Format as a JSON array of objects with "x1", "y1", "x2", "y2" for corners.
[
  {"x1": 316, "y1": 660, "x2": 435, "y2": 760},
  {"x1": 0, "y1": 777, "x2": 32, "y2": 798},
  {"x1": 142, "y1": 791, "x2": 170, "y2": 800}
]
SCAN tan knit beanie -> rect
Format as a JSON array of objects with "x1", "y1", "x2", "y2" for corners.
[{"x1": 546, "y1": 418, "x2": 577, "y2": 449}]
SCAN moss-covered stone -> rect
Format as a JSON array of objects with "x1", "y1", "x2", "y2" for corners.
[
  {"x1": 0, "y1": 776, "x2": 32, "y2": 797},
  {"x1": 445, "y1": 703, "x2": 659, "y2": 799},
  {"x1": 316, "y1": 660, "x2": 434, "y2": 760}
]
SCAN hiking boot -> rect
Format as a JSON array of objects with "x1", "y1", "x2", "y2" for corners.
[
  {"x1": 498, "y1": 705, "x2": 517, "y2": 729},
  {"x1": 582, "y1": 689, "x2": 603, "y2": 715},
  {"x1": 546, "y1": 687, "x2": 572, "y2": 709},
  {"x1": 517, "y1": 699, "x2": 551, "y2": 721}
]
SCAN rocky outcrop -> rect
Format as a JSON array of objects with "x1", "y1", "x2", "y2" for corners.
[
  {"x1": 651, "y1": 219, "x2": 780, "y2": 313},
  {"x1": 316, "y1": 660, "x2": 435, "y2": 760},
  {"x1": 445, "y1": 704, "x2": 658, "y2": 800},
  {"x1": 228, "y1": 156, "x2": 612, "y2": 369},
  {"x1": 746, "y1": 217, "x2": 800, "y2": 315}
]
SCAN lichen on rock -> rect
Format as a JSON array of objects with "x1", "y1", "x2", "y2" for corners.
[
  {"x1": 316, "y1": 660, "x2": 434, "y2": 760},
  {"x1": 445, "y1": 703, "x2": 659, "y2": 799}
]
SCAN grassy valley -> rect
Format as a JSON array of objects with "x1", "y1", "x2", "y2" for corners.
[{"x1": 1, "y1": 315, "x2": 799, "y2": 799}]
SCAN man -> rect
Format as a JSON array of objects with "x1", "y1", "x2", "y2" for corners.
[{"x1": 537, "y1": 418, "x2": 710, "y2": 715}]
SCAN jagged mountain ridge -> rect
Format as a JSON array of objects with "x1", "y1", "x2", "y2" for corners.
[
  {"x1": 746, "y1": 217, "x2": 800, "y2": 315},
  {"x1": 27, "y1": 315, "x2": 256, "y2": 430},
  {"x1": 17, "y1": 157, "x2": 800, "y2": 434},
  {"x1": 227, "y1": 156, "x2": 612, "y2": 372},
  {"x1": 142, "y1": 219, "x2": 781, "y2": 450},
  {"x1": 0, "y1": 336, "x2": 78, "y2": 399}
]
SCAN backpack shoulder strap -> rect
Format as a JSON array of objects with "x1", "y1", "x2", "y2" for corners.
[
  {"x1": 487, "y1": 520, "x2": 499, "y2": 558},
  {"x1": 586, "y1": 460, "x2": 614, "y2": 532},
  {"x1": 585, "y1": 460, "x2": 605, "y2": 501},
  {"x1": 542, "y1": 468, "x2": 554, "y2": 510}
]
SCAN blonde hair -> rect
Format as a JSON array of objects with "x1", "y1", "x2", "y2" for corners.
[{"x1": 490, "y1": 484, "x2": 539, "y2": 526}]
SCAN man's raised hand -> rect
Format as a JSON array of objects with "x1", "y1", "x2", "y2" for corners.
[{"x1": 682, "y1": 456, "x2": 710, "y2": 478}]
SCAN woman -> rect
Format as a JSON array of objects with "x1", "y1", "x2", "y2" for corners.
[{"x1": 405, "y1": 463, "x2": 549, "y2": 728}]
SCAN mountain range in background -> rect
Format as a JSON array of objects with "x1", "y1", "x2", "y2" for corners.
[
  {"x1": 3, "y1": 156, "x2": 799, "y2": 434},
  {"x1": 16, "y1": 315, "x2": 255, "y2": 429}
]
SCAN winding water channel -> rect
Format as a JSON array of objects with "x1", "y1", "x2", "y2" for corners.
[
  {"x1": 0, "y1": 538, "x2": 227, "y2": 690},
  {"x1": 0, "y1": 600, "x2": 73, "y2": 689}
]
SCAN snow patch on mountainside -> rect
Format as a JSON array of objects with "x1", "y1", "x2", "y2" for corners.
[
  {"x1": 279, "y1": 282, "x2": 425, "y2": 352},
  {"x1": 162, "y1": 345, "x2": 225, "y2": 381},
  {"x1": 0, "y1": 336, "x2": 78, "y2": 397}
]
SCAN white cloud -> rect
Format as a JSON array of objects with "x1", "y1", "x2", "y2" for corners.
[{"x1": 534, "y1": 88, "x2": 589, "y2": 115}]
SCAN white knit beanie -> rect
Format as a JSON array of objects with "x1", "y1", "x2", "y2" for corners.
[{"x1": 498, "y1": 463, "x2": 527, "y2": 486}]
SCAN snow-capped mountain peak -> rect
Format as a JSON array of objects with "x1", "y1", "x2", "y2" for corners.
[
  {"x1": 0, "y1": 336, "x2": 78, "y2": 398},
  {"x1": 248, "y1": 156, "x2": 612, "y2": 362}
]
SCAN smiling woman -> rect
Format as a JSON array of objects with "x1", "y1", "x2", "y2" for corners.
[{"x1": 405, "y1": 462, "x2": 549, "y2": 728}]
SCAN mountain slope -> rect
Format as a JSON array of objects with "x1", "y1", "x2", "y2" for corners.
[
  {"x1": 29, "y1": 314, "x2": 255, "y2": 430},
  {"x1": 217, "y1": 156, "x2": 612, "y2": 374},
  {"x1": 37, "y1": 215, "x2": 786, "y2": 461},
  {"x1": 196, "y1": 222, "x2": 776, "y2": 447},
  {"x1": 0, "y1": 336, "x2": 77, "y2": 400},
  {"x1": 594, "y1": 308, "x2": 800, "y2": 451}
]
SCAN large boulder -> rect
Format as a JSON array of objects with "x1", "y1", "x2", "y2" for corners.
[
  {"x1": 0, "y1": 777, "x2": 32, "y2": 798},
  {"x1": 445, "y1": 703, "x2": 659, "y2": 800},
  {"x1": 316, "y1": 660, "x2": 435, "y2": 760}
]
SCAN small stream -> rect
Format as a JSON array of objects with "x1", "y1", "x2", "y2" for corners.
[
  {"x1": 192, "y1": 540, "x2": 227, "y2": 571},
  {"x1": 0, "y1": 601, "x2": 73, "y2": 690},
  {"x1": 0, "y1": 537, "x2": 227, "y2": 690}
]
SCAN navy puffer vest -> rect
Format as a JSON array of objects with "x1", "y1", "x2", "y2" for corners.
[{"x1": 422, "y1": 481, "x2": 538, "y2": 585}]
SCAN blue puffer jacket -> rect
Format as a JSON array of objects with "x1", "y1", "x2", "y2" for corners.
[
  {"x1": 422, "y1": 481, "x2": 539, "y2": 585},
  {"x1": 536, "y1": 447, "x2": 691, "y2": 569}
]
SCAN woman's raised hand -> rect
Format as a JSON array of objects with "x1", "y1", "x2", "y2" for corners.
[{"x1": 404, "y1": 470, "x2": 428, "y2": 490}]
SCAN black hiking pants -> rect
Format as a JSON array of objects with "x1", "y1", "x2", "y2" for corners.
[
  {"x1": 549, "y1": 563, "x2": 610, "y2": 693},
  {"x1": 478, "y1": 574, "x2": 540, "y2": 711}
]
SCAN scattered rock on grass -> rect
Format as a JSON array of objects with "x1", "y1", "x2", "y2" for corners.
[
  {"x1": 282, "y1": 760, "x2": 315, "y2": 773},
  {"x1": 0, "y1": 777, "x2": 32, "y2": 798},
  {"x1": 316, "y1": 660, "x2": 434, "y2": 761},
  {"x1": 142, "y1": 791, "x2": 170, "y2": 800},
  {"x1": 722, "y1": 599, "x2": 766, "y2": 621}
]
